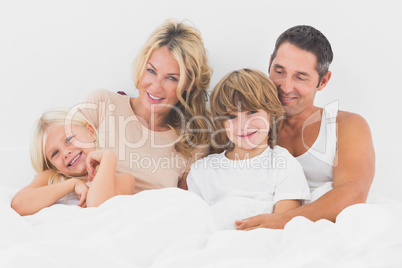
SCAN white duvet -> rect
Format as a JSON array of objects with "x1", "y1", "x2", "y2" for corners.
[{"x1": 1, "y1": 187, "x2": 401, "y2": 268}]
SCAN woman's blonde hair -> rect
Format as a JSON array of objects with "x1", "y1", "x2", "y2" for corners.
[
  {"x1": 210, "y1": 68, "x2": 285, "y2": 151},
  {"x1": 132, "y1": 19, "x2": 213, "y2": 158},
  {"x1": 30, "y1": 109, "x2": 97, "y2": 184}
]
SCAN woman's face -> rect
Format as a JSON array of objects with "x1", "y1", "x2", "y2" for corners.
[{"x1": 138, "y1": 46, "x2": 182, "y2": 118}]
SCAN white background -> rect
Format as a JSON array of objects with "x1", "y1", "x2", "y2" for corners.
[{"x1": 1, "y1": 0, "x2": 401, "y2": 200}]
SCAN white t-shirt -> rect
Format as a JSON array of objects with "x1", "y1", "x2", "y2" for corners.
[
  {"x1": 54, "y1": 180, "x2": 91, "y2": 206},
  {"x1": 187, "y1": 146, "x2": 311, "y2": 229}
]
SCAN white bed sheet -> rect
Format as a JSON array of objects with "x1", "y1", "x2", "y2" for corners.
[{"x1": 1, "y1": 187, "x2": 401, "y2": 268}]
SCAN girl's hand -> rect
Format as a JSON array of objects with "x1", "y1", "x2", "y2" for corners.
[
  {"x1": 72, "y1": 179, "x2": 89, "y2": 207},
  {"x1": 86, "y1": 151, "x2": 104, "y2": 181},
  {"x1": 86, "y1": 150, "x2": 116, "y2": 181}
]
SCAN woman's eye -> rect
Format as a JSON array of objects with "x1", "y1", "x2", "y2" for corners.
[
  {"x1": 168, "y1": 76, "x2": 178, "y2": 82},
  {"x1": 147, "y1": 69, "x2": 156, "y2": 74},
  {"x1": 227, "y1": 115, "x2": 236, "y2": 120},
  {"x1": 248, "y1": 111, "x2": 257, "y2": 115},
  {"x1": 66, "y1": 136, "x2": 74, "y2": 144}
]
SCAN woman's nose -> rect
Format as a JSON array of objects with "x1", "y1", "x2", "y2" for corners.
[{"x1": 151, "y1": 76, "x2": 163, "y2": 91}]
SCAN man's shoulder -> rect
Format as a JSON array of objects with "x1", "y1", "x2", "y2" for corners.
[
  {"x1": 337, "y1": 110, "x2": 369, "y2": 127},
  {"x1": 337, "y1": 110, "x2": 372, "y2": 137}
]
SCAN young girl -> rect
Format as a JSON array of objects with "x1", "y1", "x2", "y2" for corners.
[
  {"x1": 11, "y1": 109, "x2": 136, "y2": 216},
  {"x1": 187, "y1": 68, "x2": 310, "y2": 229}
]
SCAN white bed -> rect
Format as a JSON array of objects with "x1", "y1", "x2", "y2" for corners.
[
  {"x1": 1, "y1": 0, "x2": 402, "y2": 267},
  {"x1": 1, "y1": 187, "x2": 401, "y2": 267}
]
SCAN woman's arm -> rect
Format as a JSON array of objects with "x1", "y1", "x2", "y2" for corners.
[
  {"x1": 178, "y1": 147, "x2": 210, "y2": 190},
  {"x1": 11, "y1": 170, "x2": 88, "y2": 216},
  {"x1": 86, "y1": 150, "x2": 135, "y2": 207},
  {"x1": 178, "y1": 172, "x2": 188, "y2": 190}
]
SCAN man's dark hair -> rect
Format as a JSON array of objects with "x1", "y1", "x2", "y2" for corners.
[{"x1": 270, "y1": 25, "x2": 333, "y2": 84}]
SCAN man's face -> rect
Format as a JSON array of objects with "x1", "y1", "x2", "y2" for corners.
[{"x1": 269, "y1": 42, "x2": 323, "y2": 117}]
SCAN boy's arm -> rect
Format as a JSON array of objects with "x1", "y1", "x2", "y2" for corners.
[
  {"x1": 86, "y1": 150, "x2": 135, "y2": 207},
  {"x1": 11, "y1": 170, "x2": 86, "y2": 215},
  {"x1": 273, "y1": 200, "x2": 301, "y2": 214},
  {"x1": 236, "y1": 113, "x2": 375, "y2": 229}
]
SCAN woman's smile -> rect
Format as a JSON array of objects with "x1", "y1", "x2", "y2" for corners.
[{"x1": 147, "y1": 92, "x2": 165, "y2": 103}]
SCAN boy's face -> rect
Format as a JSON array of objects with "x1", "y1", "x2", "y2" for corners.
[
  {"x1": 223, "y1": 108, "x2": 270, "y2": 154},
  {"x1": 44, "y1": 124, "x2": 96, "y2": 177}
]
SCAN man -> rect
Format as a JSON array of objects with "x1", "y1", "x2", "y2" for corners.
[{"x1": 236, "y1": 25, "x2": 375, "y2": 230}]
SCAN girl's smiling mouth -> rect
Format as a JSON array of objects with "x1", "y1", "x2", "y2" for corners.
[{"x1": 68, "y1": 152, "x2": 82, "y2": 167}]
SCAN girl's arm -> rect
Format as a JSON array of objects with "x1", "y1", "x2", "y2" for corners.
[
  {"x1": 86, "y1": 150, "x2": 135, "y2": 207},
  {"x1": 11, "y1": 170, "x2": 88, "y2": 216},
  {"x1": 273, "y1": 200, "x2": 301, "y2": 214}
]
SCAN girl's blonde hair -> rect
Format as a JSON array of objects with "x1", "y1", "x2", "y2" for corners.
[
  {"x1": 210, "y1": 68, "x2": 285, "y2": 151},
  {"x1": 132, "y1": 19, "x2": 214, "y2": 158},
  {"x1": 30, "y1": 109, "x2": 97, "y2": 184}
]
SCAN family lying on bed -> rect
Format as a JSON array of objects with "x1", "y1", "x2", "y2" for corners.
[{"x1": 11, "y1": 19, "x2": 375, "y2": 230}]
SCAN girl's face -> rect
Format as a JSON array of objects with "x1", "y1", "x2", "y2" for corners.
[
  {"x1": 224, "y1": 108, "x2": 271, "y2": 157},
  {"x1": 137, "y1": 46, "x2": 182, "y2": 119},
  {"x1": 44, "y1": 124, "x2": 96, "y2": 177}
]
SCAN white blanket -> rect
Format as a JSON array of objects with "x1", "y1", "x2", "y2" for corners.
[{"x1": 1, "y1": 187, "x2": 402, "y2": 268}]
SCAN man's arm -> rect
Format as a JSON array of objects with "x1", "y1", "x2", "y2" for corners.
[{"x1": 236, "y1": 112, "x2": 375, "y2": 229}]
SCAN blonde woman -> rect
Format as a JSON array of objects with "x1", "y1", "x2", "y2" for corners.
[
  {"x1": 11, "y1": 109, "x2": 135, "y2": 216},
  {"x1": 80, "y1": 19, "x2": 214, "y2": 192}
]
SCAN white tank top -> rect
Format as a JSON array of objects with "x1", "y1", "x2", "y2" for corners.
[
  {"x1": 54, "y1": 179, "x2": 91, "y2": 206},
  {"x1": 296, "y1": 101, "x2": 338, "y2": 192}
]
